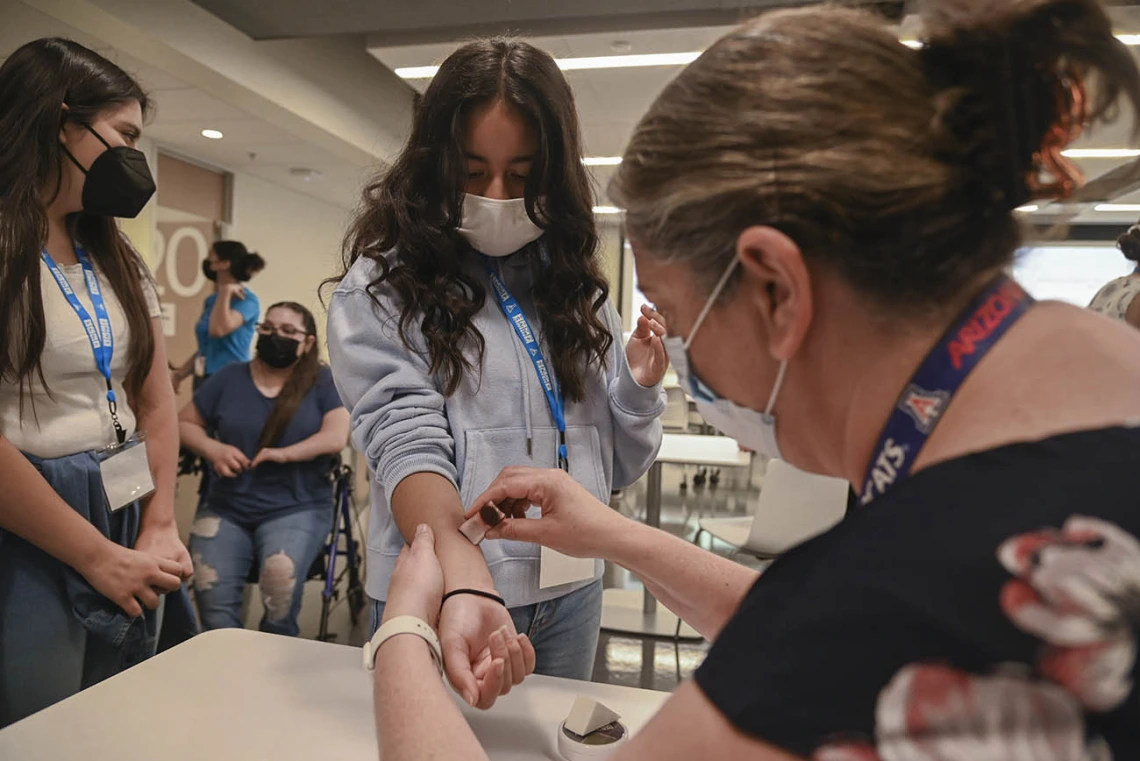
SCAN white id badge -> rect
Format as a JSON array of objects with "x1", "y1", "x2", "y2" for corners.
[
  {"x1": 100, "y1": 442, "x2": 155, "y2": 512},
  {"x1": 539, "y1": 546, "x2": 595, "y2": 589},
  {"x1": 193, "y1": 355, "x2": 206, "y2": 377}
]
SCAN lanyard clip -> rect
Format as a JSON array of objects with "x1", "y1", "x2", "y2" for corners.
[{"x1": 557, "y1": 431, "x2": 569, "y2": 472}]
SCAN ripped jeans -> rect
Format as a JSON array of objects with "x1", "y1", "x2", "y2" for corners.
[{"x1": 189, "y1": 506, "x2": 330, "y2": 637}]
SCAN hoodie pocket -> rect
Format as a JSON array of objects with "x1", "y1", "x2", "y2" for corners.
[{"x1": 458, "y1": 425, "x2": 607, "y2": 509}]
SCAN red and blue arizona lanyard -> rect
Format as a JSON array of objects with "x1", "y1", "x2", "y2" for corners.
[
  {"x1": 859, "y1": 276, "x2": 1034, "y2": 505},
  {"x1": 485, "y1": 260, "x2": 569, "y2": 471},
  {"x1": 41, "y1": 246, "x2": 127, "y2": 445}
]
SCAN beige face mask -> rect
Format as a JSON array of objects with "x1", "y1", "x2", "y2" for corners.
[{"x1": 457, "y1": 194, "x2": 545, "y2": 257}]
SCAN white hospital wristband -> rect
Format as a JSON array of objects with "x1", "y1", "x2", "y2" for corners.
[{"x1": 363, "y1": 615, "x2": 444, "y2": 675}]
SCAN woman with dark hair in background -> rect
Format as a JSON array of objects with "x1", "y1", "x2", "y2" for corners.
[
  {"x1": 179, "y1": 302, "x2": 348, "y2": 636},
  {"x1": 0, "y1": 38, "x2": 192, "y2": 726},
  {"x1": 363, "y1": 1, "x2": 1140, "y2": 759},
  {"x1": 1089, "y1": 223, "x2": 1140, "y2": 328},
  {"x1": 327, "y1": 38, "x2": 667, "y2": 708},
  {"x1": 170, "y1": 239, "x2": 265, "y2": 393}
]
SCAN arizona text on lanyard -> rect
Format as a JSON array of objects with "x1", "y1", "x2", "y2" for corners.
[
  {"x1": 859, "y1": 276, "x2": 1034, "y2": 505},
  {"x1": 485, "y1": 260, "x2": 569, "y2": 471},
  {"x1": 41, "y1": 247, "x2": 128, "y2": 445}
]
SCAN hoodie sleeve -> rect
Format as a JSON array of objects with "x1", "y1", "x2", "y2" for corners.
[
  {"x1": 602, "y1": 299, "x2": 665, "y2": 489},
  {"x1": 326, "y1": 284, "x2": 457, "y2": 504}
]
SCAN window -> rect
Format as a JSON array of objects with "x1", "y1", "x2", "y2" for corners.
[{"x1": 1012, "y1": 245, "x2": 1134, "y2": 306}]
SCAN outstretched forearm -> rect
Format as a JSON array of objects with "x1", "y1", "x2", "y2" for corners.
[{"x1": 608, "y1": 520, "x2": 758, "y2": 641}]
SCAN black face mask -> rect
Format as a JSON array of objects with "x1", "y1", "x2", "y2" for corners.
[
  {"x1": 257, "y1": 333, "x2": 302, "y2": 369},
  {"x1": 202, "y1": 260, "x2": 217, "y2": 282},
  {"x1": 62, "y1": 123, "x2": 156, "y2": 218}
]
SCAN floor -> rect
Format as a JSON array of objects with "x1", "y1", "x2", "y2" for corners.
[{"x1": 232, "y1": 458, "x2": 767, "y2": 693}]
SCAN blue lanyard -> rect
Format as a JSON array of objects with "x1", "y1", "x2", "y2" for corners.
[
  {"x1": 859, "y1": 276, "x2": 1034, "y2": 505},
  {"x1": 41, "y1": 246, "x2": 127, "y2": 445},
  {"x1": 485, "y1": 260, "x2": 569, "y2": 471}
]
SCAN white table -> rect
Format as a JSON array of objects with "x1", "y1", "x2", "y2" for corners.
[
  {"x1": 0, "y1": 629, "x2": 669, "y2": 761},
  {"x1": 602, "y1": 433, "x2": 752, "y2": 641}
]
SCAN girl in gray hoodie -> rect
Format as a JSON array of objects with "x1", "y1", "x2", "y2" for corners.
[{"x1": 326, "y1": 38, "x2": 666, "y2": 709}]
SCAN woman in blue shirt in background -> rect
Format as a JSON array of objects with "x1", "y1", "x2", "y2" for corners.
[
  {"x1": 171, "y1": 240, "x2": 265, "y2": 393},
  {"x1": 178, "y1": 302, "x2": 349, "y2": 636}
]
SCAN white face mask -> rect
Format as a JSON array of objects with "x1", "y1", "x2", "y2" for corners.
[
  {"x1": 662, "y1": 258, "x2": 788, "y2": 458},
  {"x1": 457, "y1": 194, "x2": 545, "y2": 258}
]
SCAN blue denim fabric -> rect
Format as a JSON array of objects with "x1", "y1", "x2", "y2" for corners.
[
  {"x1": 189, "y1": 505, "x2": 331, "y2": 637},
  {"x1": 0, "y1": 447, "x2": 156, "y2": 727},
  {"x1": 369, "y1": 578, "x2": 603, "y2": 681}
]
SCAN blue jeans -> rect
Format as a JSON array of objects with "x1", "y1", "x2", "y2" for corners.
[
  {"x1": 189, "y1": 506, "x2": 330, "y2": 637},
  {"x1": 370, "y1": 579, "x2": 603, "y2": 681},
  {"x1": 0, "y1": 447, "x2": 157, "y2": 728}
]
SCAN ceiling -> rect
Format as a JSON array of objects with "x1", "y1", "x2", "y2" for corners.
[{"x1": 3, "y1": 0, "x2": 414, "y2": 210}]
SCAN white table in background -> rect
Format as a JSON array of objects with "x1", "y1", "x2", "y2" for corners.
[
  {"x1": 602, "y1": 433, "x2": 752, "y2": 641},
  {"x1": 0, "y1": 629, "x2": 668, "y2": 761}
]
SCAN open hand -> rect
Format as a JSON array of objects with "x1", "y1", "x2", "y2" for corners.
[
  {"x1": 626, "y1": 304, "x2": 668, "y2": 387},
  {"x1": 439, "y1": 592, "x2": 534, "y2": 710}
]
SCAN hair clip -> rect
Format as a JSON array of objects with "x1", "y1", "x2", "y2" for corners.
[{"x1": 1026, "y1": 73, "x2": 1088, "y2": 201}]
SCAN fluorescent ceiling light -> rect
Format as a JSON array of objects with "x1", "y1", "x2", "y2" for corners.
[
  {"x1": 1061, "y1": 148, "x2": 1140, "y2": 159},
  {"x1": 396, "y1": 51, "x2": 701, "y2": 80},
  {"x1": 583, "y1": 156, "x2": 623, "y2": 166},
  {"x1": 200, "y1": 129, "x2": 224, "y2": 140},
  {"x1": 1095, "y1": 204, "x2": 1140, "y2": 213},
  {"x1": 899, "y1": 34, "x2": 1139, "y2": 50},
  {"x1": 593, "y1": 206, "x2": 623, "y2": 215},
  {"x1": 1015, "y1": 205, "x2": 1039, "y2": 213}
]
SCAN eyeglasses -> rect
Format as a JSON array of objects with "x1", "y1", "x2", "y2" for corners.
[{"x1": 256, "y1": 323, "x2": 309, "y2": 339}]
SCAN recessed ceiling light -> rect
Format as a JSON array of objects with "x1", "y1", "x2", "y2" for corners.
[
  {"x1": 900, "y1": 39, "x2": 922, "y2": 49},
  {"x1": 1095, "y1": 203, "x2": 1140, "y2": 213},
  {"x1": 1061, "y1": 148, "x2": 1140, "y2": 159},
  {"x1": 1117, "y1": 34, "x2": 1140, "y2": 46},
  {"x1": 289, "y1": 167, "x2": 323, "y2": 182},
  {"x1": 593, "y1": 206, "x2": 623, "y2": 215},
  {"x1": 583, "y1": 156, "x2": 623, "y2": 166},
  {"x1": 201, "y1": 129, "x2": 224, "y2": 140},
  {"x1": 1015, "y1": 205, "x2": 1039, "y2": 213},
  {"x1": 396, "y1": 51, "x2": 702, "y2": 80}
]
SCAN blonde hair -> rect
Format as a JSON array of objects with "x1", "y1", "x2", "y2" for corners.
[{"x1": 612, "y1": 0, "x2": 1140, "y2": 312}]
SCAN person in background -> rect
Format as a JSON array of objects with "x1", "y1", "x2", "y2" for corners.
[
  {"x1": 361, "y1": 1, "x2": 1140, "y2": 759},
  {"x1": 178, "y1": 302, "x2": 348, "y2": 636},
  {"x1": 327, "y1": 38, "x2": 667, "y2": 710},
  {"x1": 1088, "y1": 222, "x2": 1140, "y2": 328},
  {"x1": 170, "y1": 240, "x2": 265, "y2": 393},
  {"x1": 0, "y1": 38, "x2": 192, "y2": 727}
]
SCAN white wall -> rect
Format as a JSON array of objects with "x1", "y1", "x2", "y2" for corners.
[{"x1": 228, "y1": 171, "x2": 353, "y2": 347}]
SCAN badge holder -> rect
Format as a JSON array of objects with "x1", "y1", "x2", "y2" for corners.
[{"x1": 98, "y1": 433, "x2": 155, "y2": 513}]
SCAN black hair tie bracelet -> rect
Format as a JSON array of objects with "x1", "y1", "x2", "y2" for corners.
[{"x1": 441, "y1": 589, "x2": 507, "y2": 608}]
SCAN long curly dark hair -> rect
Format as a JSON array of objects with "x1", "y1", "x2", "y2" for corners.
[
  {"x1": 330, "y1": 38, "x2": 611, "y2": 401},
  {"x1": 0, "y1": 38, "x2": 155, "y2": 400}
]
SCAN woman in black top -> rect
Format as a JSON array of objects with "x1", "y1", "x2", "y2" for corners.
[{"x1": 358, "y1": 1, "x2": 1140, "y2": 759}]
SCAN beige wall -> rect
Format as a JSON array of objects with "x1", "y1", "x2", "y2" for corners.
[{"x1": 228, "y1": 170, "x2": 354, "y2": 349}]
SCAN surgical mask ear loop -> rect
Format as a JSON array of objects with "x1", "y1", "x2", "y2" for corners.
[
  {"x1": 683, "y1": 258, "x2": 740, "y2": 351},
  {"x1": 764, "y1": 360, "x2": 788, "y2": 415}
]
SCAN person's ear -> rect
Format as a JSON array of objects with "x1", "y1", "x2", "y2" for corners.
[{"x1": 735, "y1": 226, "x2": 813, "y2": 361}]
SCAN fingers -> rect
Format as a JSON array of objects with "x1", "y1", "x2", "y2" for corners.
[
  {"x1": 150, "y1": 567, "x2": 182, "y2": 593},
  {"x1": 411, "y1": 523, "x2": 435, "y2": 553},
  {"x1": 641, "y1": 304, "x2": 666, "y2": 327},
  {"x1": 138, "y1": 586, "x2": 161, "y2": 610},
  {"x1": 519, "y1": 633, "x2": 536, "y2": 676},
  {"x1": 488, "y1": 627, "x2": 513, "y2": 695},
  {"x1": 235, "y1": 450, "x2": 252, "y2": 469},
  {"x1": 442, "y1": 637, "x2": 480, "y2": 708},
  {"x1": 484, "y1": 516, "x2": 542, "y2": 544},
  {"x1": 157, "y1": 557, "x2": 184, "y2": 577},
  {"x1": 465, "y1": 468, "x2": 548, "y2": 520},
  {"x1": 118, "y1": 595, "x2": 143, "y2": 619},
  {"x1": 505, "y1": 630, "x2": 527, "y2": 687}
]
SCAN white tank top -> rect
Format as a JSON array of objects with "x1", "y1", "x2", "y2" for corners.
[{"x1": 1089, "y1": 271, "x2": 1140, "y2": 322}]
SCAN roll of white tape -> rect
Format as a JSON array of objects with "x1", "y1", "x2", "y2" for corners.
[{"x1": 556, "y1": 720, "x2": 629, "y2": 760}]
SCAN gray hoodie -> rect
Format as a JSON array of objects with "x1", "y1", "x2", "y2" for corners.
[{"x1": 326, "y1": 246, "x2": 665, "y2": 606}]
